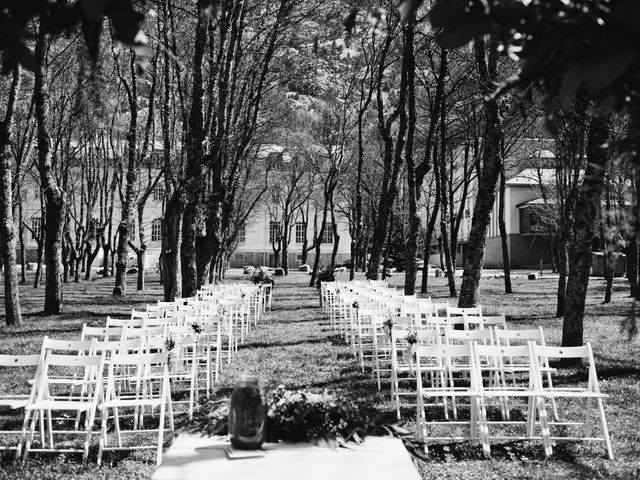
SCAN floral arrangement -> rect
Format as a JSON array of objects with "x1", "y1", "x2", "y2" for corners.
[
  {"x1": 251, "y1": 266, "x2": 274, "y2": 285},
  {"x1": 315, "y1": 266, "x2": 336, "y2": 288},
  {"x1": 265, "y1": 386, "x2": 370, "y2": 445}
]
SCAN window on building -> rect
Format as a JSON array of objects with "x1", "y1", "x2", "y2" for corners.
[
  {"x1": 520, "y1": 206, "x2": 548, "y2": 234},
  {"x1": 31, "y1": 217, "x2": 42, "y2": 240},
  {"x1": 295, "y1": 222, "x2": 306, "y2": 244},
  {"x1": 153, "y1": 184, "x2": 165, "y2": 201},
  {"x1": 237, "y1": 224, "x2": 246, "y2": 244},
  {"x1": 321, "y1": 223, "x2": 334, "y2": 244},
  {"x1": 269, "y1": 221, "x2": 281, "y2": 244},
  {"x1": 151, "y1": 218, "x2": 162, "y2": 242}
]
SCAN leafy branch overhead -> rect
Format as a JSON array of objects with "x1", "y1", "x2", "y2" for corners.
[
  {"x1": 0, "y1": 0, "x2": 149, "y2": 73},
  {"x1": 428, "y1": 0, "x2": 640, "y2": 109}
]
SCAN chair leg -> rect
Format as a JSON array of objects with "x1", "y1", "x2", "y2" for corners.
[
  {"x1": 157, "y1": 400, "x2": 167, "y2": 466},
  {"x1": 536, "y1": 397, "x2": 553, "y2": 458},
  {"x1": 46, "y1": 409, "x2": 54, "y2": 449},
  {"x1": 23, "y1": 409, "x2": 40, "y2": 463},
  {"x1": 597, "y1": 398, "x2": 614, "y2": 460},
  {"x1": 98, "y1": 407, "x2": 108, "y2": 466}
]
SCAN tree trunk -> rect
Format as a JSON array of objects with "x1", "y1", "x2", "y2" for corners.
[
  {"x1": 309, "y1": 200, "x2": 330, "y2": 287},
  {"x1": 437, "y1": 92, "x2": 456, "y2": 298},
  {"x1": 403, "y1": 14, "x2": 418, "y2": 296},
  {"x1": 562, "y1": 113, "x2": 611, "y2": 350},
  {"x1": 18, "y1": 192, "x2": 26, "y2": 284},
  {"x1": 330, "y1": 203, "x2": 340, "y2": 268},
  {"x1": 33, "y1": 235, "x2": 43, "y2": 289},
  {"x1": 556, "y1": 237, "x2": 568, "y2": 317},
  {"x1": 84, "y1": 236, "x2": 101, "y2": 280},
  {"x1": 162, "y1": 192, "x2": 184, "y2": 301},
  {"x1": 35, "y1": 21, "x2": 64, "y2": 315},
  {"x1": 458, "y1": 39, "x2": 502, "y2": 308},
  {"x1": 627, "y1": 238, "x2": 638, "y2": 297},
  {"x1": 498, "y1": 163, "x2": 512, "y2": 293},
  {"x1": 603, "y1": 181, "x2": 614, "y2": 304},
  {"x1": 113, "y1": 54, "x2": 139, "y2": 297},
  {"x1": 195, "y1": 214, "x2": 220, "y2": 288},
  {"x1": 181, "y1": 1, "x2": 209, "y2": 298},
  {"x1": 0, "y1": 64, "x2": 22, "y2": 326}
]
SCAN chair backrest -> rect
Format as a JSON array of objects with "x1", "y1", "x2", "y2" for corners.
[
  {"x1": 531, "y1": 342, "x2": 600, "y2": 391},
  {"x1": 472, "y1": 342, "x2": 536, "y2": 387},
  {"x1": 444, "y1": 327, "x2": 493, "y2": 345},
  {"x1": 104, "y1": 352, "x2": 169, "y2": 401},
  {"x1": 121, "y1": 325, "x2": 166, "y2": 340},
  {"x1": 41, "y1": 336, "x2": 95, "y2": 355},
  {"x1": 106, "y1": 317, "x2": 144, "y2": 328},
  {"x1": 80, "y1": 325, "x2": 124, "y2": 342},
  {"x1": 37, "y1": 352, "x2": 104, "y2": 399},
  {"x1": 430, "y1": 301, "x2": 450, "y2": 317},
  {"x1": 415, "y1": 329, "x2": 443, "y2": 346},
  {"x1": 0, "y1": 354, "x2": 41, "y2": 398},
  {"x1": 93, "y1": 338, "x2": 143, "y2": 355},
  {"x1": 414, "y1": 343, "x2": 473, "y2": 373},
  {"x1": 495, "y1": 326, "x2": 545, "y2": 346},
  {"x1": 481, "y1": 315, "x2": 507, "y2": 330},
  {"x1": 131, "y1": 309, "x2": 153, "y2": 320},
  {"x1": 447, "y1": 305, "x2": 482, "y2": 318}
]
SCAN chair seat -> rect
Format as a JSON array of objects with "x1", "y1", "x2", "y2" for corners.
[
  {"x1": 100, "y1": 398, "x2": 165, "y2": 408},
  {"x1": 0, "y1": 397, "x2": 30, "y2": 409},
  {"x1": 28, "y1": 399, "x2": 95, "y2": 411},
  {"x1": 541, "y1": 389, "x2": 607, "y2": 399},
  {"x1": 420, "y1": 387, "x2": 481, "y2": 397}
]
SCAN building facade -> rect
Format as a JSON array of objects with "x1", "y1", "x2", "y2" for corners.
[{"x1": 228, "y1": 204, "x2": 353, "y2": 269}]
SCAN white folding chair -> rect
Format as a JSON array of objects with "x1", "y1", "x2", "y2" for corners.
[
  {"x1": 472, "y1": 342, "x2": 551, "y2": 457},
  {"x1": 98, "y1": 351, "x2": 174, "y2": 466},
  {"x1": 414, "y1": 343, "x2": 485, "y2": 454},
  {"x1": 21, "y1": 352, "x2": 104, "y2": 461},
  {"x1": 0, "y1": 354, "x2": 41, "y2": 454},
  {"x1": 531, "y1": 342, "x2": 614, "y2": 460}
]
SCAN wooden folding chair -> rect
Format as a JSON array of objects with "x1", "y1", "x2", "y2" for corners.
[
  {"x1": 472, "y1": 341, "x2": 551, "y2": 457},
  {"x1": 531, "y1": 342, "x2": 614, "y2": 460},
  {"x1": 414, "y1": 343, "x2": 486, "y2": 454},
  {"x1": 0, "y1": 354, "x2": 41, "y2": 455},
  {"x1": 21, "y1": 352, "x2": 105, "y2": 461},
  {"x1": 98, "y1": 351, "x2": 174, "y2": 466}
]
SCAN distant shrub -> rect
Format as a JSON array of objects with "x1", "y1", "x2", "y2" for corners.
[
  {"x1": 316, "y1": 266, "x2": 335, "y2": 288},
  {"x1": 251, "y1": 266, "x2": 274, "y2": 285}
]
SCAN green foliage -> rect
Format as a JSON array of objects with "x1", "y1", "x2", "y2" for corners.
[
  {"x1": 316, "y1": 266, "x2": 336, "y2": 287},
  {"x1": 429, "y1": 0, "x2": 640, "y2": 110},
  {"x1": 0, "y1": 0, "x2": 149, "y2": 73},
  {"x1": 266, "y1": 386, "x2": 370, "y2": 443},
  {"x1": 251, "y1": 266, "x2": 274, "y2": 285}
]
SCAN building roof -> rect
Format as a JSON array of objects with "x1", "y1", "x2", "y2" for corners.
[
  {"x1": 506, "y1": 168, "x2": 555, "y2": 186},
  {"x1": 516, "y1": 197, "x2": 557, "y2": 208}
]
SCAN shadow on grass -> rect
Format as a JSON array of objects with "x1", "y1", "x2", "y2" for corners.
[{"x1": 238, "y1": 335, "x2": 345, "y2": 350}]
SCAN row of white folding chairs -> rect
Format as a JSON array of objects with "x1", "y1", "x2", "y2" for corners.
[
  {"x1": 412, "y1": 340, "x2": 613, "y2": 460},
  {"x1": 385, "y1": 325, "x2": 552, "y2": 418},
  {"x1": 0, "y1": 337, "x2": 174, "y2": 465}
]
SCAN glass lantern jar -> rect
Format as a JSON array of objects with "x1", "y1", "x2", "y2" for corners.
[{"x1": 228, "y1": 374, "x2": 267, "y2": 449}]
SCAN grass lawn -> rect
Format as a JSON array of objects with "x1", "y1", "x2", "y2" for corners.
[{"x1": 1, "y1": 269, "x2": 639, "y2": 479}]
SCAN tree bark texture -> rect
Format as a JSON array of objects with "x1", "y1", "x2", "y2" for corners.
[
  {"x1": 35, "y1": 20, "x2": 65, "y2": 314},
  {"x1": 498, "y1": 163, "x2": 512, "y2": 293},
  {"x1": 458, "y1": 39, "x2": 502, "y2": 308},
  {"x1": 0, "y1": 65, "x2": 22, "y2": 325},
  {"x1": 562, "y1": 113, "x2": 611, "y2": 349},
  {"x1": 181, "y1": 1, "x2": 208, "y2": 298}
]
